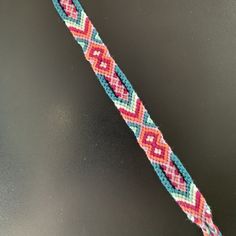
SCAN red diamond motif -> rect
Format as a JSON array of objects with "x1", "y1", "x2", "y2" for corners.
[{"x1": 139, "y1": 128, "x2": 170, "y2": 164}]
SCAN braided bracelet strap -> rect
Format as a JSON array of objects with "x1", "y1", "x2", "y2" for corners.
[{"x1": 52, "y1": 1, "x2": 221, "y2": 235}]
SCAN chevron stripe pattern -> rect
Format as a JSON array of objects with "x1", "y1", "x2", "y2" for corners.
[{"x1": 52, "y1": 1, "x2": 222, "y2": 235}]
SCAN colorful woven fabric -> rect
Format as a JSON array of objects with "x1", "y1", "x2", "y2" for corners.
[{"x1": 52, "y1": 1, "x2": 222, "y2": 235}]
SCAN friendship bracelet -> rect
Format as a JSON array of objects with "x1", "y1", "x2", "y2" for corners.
[{"x1": 52, "y1": 1, "x2": 222, "y2": 235}]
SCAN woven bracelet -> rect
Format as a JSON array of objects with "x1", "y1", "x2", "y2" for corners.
[{"x1": 51, "y1": 1, "x2": 222, "y2": 235}]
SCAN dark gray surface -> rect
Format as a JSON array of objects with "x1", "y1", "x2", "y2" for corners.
[{"x1": 0, "y1": 0, "x2": 236, "y2": 235}]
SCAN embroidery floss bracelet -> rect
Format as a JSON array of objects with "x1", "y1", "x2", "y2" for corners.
[{"x1": 51, "y1": 1, "x2": 222, "y2": 235}]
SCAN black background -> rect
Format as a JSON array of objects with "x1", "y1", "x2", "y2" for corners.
[{"x1": 0, "y1": 0, "x2": 236, "y2": 235}]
